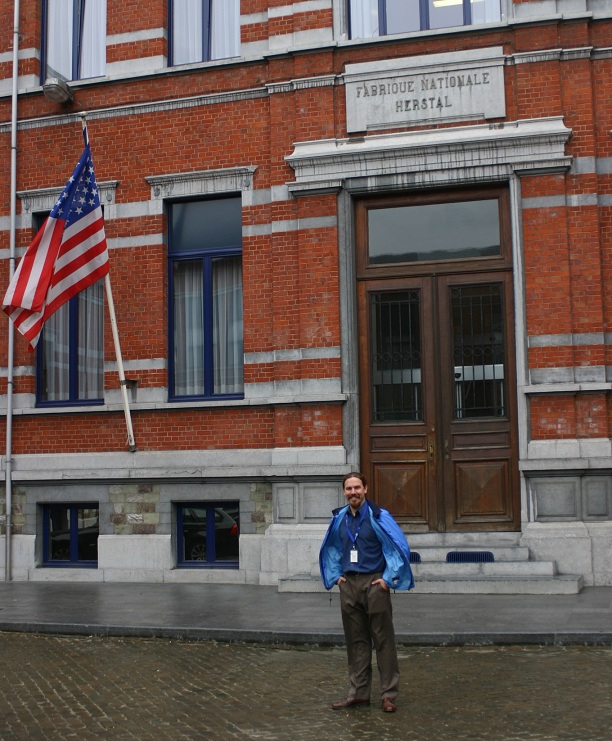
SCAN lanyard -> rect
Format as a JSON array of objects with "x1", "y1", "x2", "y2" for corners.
[{"x1": 345, "y1": 505, "x2": 368, "y2": 546}]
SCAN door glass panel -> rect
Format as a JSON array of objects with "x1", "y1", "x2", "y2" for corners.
[
  {"x1": 371, "y1": 290, "x2": 422, "y2": 422},
  {"x1": 368, "y1": 199, "x2": 500, "y2": 264},
  {"x1": 451, "y1": 283, "x2": 506, "y2": 418}
]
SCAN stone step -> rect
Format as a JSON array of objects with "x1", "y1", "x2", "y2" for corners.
[
  {"x1": 412, "y1": 560, "x2": 556, "y2": 578},
  {"x1": 407, "y1": 532, "x2": 523, "y2": 548},
  {"x1": 278, "y1": 573, "x2": 583, "y2": 595},
  {"x1": 411, "y1": 574, "x2": 584, "y2": 595},
  {"x1": 410, "y1": 546, "x2": 530, "y2": 562},
  {"x1": 277, "y1": 531, "x2": 583, "y2": 595}
]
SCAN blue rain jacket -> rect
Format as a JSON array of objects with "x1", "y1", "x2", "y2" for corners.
[{"x1": 319, "y1": 499, "x2": 414, "y2": 591}]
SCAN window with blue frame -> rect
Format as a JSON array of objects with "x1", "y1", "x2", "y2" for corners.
[
  {"x1": 176, "y1": 502, "x2": 240, "y2": 567},
  {"x1": 41, "y1": 0, "x2": 106, "y2": 83},
  {"x1": 169, "y1": 0, "x2": 241, "y2": 65},
  {"x1": 37, "y1": 280, "x2": 105, "y2": 405},
  {"x1": 348, "y1": 0, "x2": 501, "y2": 38},
  {"x1": 43, "y1": 504, "x2": 99, "y2": 566},
  {"x1": 33, "y1": 212, "x2": 105, "y2": 406},
  {"x1": 168, "y1": 197, "x2": 244, "y2": 400}
]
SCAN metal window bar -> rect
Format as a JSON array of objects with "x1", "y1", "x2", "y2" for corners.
[
  {"x1": 451, "y1": 284, "x2": 506, "y2": 419},
  {"x1": 371, "y1": 291, "x2": 422, "y2": 422}
]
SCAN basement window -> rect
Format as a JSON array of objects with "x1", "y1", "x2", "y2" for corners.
[
  {"x1": 42, "y1": 504, "x2": 99, "y2": 567},
  {"x1": 176, "y1": 502, "x2": 240, "y2": 568}
]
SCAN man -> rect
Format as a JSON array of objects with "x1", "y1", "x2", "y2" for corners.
[{"x1": 319, "y1": 472, "x2": 414, "y2": 713}]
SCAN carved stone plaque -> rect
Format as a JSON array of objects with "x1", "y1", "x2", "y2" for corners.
[{"x1": 344, "y1": 47, "x2": 506, "y2": 133}]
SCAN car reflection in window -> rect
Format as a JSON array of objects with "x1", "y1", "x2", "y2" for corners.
[{"x1": 182, "y1": 506, "x2": 239, "y2": 562}]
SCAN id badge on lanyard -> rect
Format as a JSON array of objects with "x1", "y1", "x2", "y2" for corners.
[{"x1": 346, "y1": 507, "x2": 367, "y2": 564}]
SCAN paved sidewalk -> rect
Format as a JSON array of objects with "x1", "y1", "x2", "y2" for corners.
[
  {"x1": 1, "y1": 634, "x2": 611, "y2": 740},
  {"x1": 0, "y1": 582, "x2": 610, "y2": 645}
]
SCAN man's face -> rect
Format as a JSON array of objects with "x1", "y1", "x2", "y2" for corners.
[{"x1": 343, "y1": 476, "x2": 367, "y2": 512}]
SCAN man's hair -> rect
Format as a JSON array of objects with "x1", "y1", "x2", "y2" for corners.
[{"x1": 342, "y1": 472, "x2": 367, "y2": 488}]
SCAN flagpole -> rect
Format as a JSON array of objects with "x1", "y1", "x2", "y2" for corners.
[
  {"x1": 80, "y1": 115, "x2": 136, "y2": 452},
  {"x1": 104, "y1": 274, "x2": 137, "y2": 452},
  {"x1": 5, "y1": 0, "x2": 21, "y2": 582}
]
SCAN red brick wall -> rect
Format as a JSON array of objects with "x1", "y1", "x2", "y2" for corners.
[{"x1": 1, "y1": 2, "x2": 611, "y2": 452}]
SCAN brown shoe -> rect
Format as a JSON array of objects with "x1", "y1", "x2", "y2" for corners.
[
  {"x1": 331, "y1": 698, "x2": 370, "y2": 710},
  {"x1": 382, "y1": 697, "x2": 397, "y2": 713}
]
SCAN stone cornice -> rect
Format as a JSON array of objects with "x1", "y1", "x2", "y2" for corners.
[
  {"x1": 286, "y1": 117, "x2": 572, "y2": 195},
  {"x1": 18, "y1": 181, "x2": 119, "y2": 212},
  {"x1": 146, "y1": 167, "x2": 258, "y2": 199}
]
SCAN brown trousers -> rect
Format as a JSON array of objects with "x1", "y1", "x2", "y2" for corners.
[{"x1": 339, "y1": 572, "x2": 400, "y2": 701}]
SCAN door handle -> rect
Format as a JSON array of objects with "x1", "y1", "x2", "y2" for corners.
[
  {"x1": 445, "y1": 439, "x2": 450, "y2": 460},
  {"x1": 429, "y1": 441, "x2": 434, "y2": 460}
]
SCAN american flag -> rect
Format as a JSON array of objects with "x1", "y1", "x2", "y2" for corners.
[{"x1": 2, "y1": 128, "x2": 110, "y2": 350}]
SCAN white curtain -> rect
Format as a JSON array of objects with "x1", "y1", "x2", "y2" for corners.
[
  {"x1": 350, "y1": 0, "x2": 379, "y2": 38},
  {"x1": 172, "y1": 0, "x2": 203, "y2": 65},
  {"x1": 77, "y1": 280, "x2": 105, "y2": 400},
  {"x1": 173, "y1": 261, "x2": 205, "y2": 395},
  {"x1": 41, "y1": 281, "x2": 104, "y2": 401},
  {"x1": 212, "y1": 257, "x2": 243, "y2": 394},
  {"x1": 46, "y1": 0, "x2": 105, "y2": 80},
  {"x1": 46, "y1": 0, "x2": 72, "y2": 79},
  {"x1": 471, "y1": 0, "x2": 502, "y2": 24},
  {"x1": 41, "y1": 303, "x2": 70, "y2": 401},
  {"x1": 80, "y1": 0, "x2": 106, "y2": 78},
  {"x1": 211, "y1": 0, "x2": 240, "y2": 60}
]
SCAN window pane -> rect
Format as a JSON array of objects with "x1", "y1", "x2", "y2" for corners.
[
  {"x1": 212, "y1": 256, "x2": 244, "y2": 395},
  {"x1": 46, "y1": 0, "x2": 73, "y2": 79},
  {"x1": 48, "y1": 505, "x2": 71, "y2": 561},
  {"x1": 79, "y1": 0, "x2": 106, "y2": 78},
  {"x1": 173, "y1": 260, "x2": 205, "y2": 395},
  {"x1": 179, "y1": 503, "x2": 239, "y2": 564},
  {"x1": 428, "y1": 0, "x2": 464, "y2": 31},
  {"x1": 46, "y1": 504, "x2": 99, "y2": 563},
  {"x1": 368, "y1": 199, "x2": 501, "y2": 264},
  {"x1": 211, "y1": 0, "x2": 240, "y2": 60},
  {"x1": 451, "y1": 284, "x2": 506, "y2": 418},
  {"x1": 214, "y1": 505, "x2": 239, "y2": 562},
  {"x1": 169, "y1": 198, "x2": 243, "y2": 399},
  {"x1": 40, "y1": 282, "x2": 104, "y2": 403},
  {"x1": 172, "y1": 0, "x2": 203, "y2": 65},
  {"x1": 170, "y1": 198, "x2": 242, "y2": 252},
  {"x1": 471, "y1": 0, "x2": 502, "y2": 23},
  {"x1": 78, "y1": 280, "x2": 105, "y2": 400},
  {"x1": 371, "y1": 291, "x2": 422, "y2": 422},
  {"x1": 77, "y1": 507, "x2": 99, "y2": 561},
  {"x1": 386, "y1": 0, "x2": 421, "y2": 34},
  {"x1": 46, "y1": 0, "x2": 106, "y2": 81},
  {"x1": 350, "y1": 0, "x2": 379, "y2": 38},
  {"x1": 182, "y1": 506, "x2": 208, "y2": 561},
  {"x1": 41, "y1": 302, "x2": 70, "y2": 401}
]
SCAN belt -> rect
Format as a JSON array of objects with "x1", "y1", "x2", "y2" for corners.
[{"x1": 344, "y1": 571, "x2": 379, "y2": 576}]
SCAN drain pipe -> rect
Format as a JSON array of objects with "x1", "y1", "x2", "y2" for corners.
[{"x1": 5, "y1": 0, "x2": 21, "y2": 582}]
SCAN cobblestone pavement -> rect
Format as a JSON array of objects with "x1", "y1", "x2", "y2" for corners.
[{"x1": 0, "y1": 633, "x2": 610, "y2": 741}]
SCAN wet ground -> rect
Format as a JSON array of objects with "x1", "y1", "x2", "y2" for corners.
[{"x1": 0, "y1": 633, "x2": 610, "y2": 740}]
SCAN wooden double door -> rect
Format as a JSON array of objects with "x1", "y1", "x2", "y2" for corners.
[{"x1": 356, "y1": 189, "x2": 520, "y2": 532}]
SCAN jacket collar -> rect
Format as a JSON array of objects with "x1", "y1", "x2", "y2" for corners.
[{"x1": 332, "y1": 498, "x2": 382, "y2": 518}]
